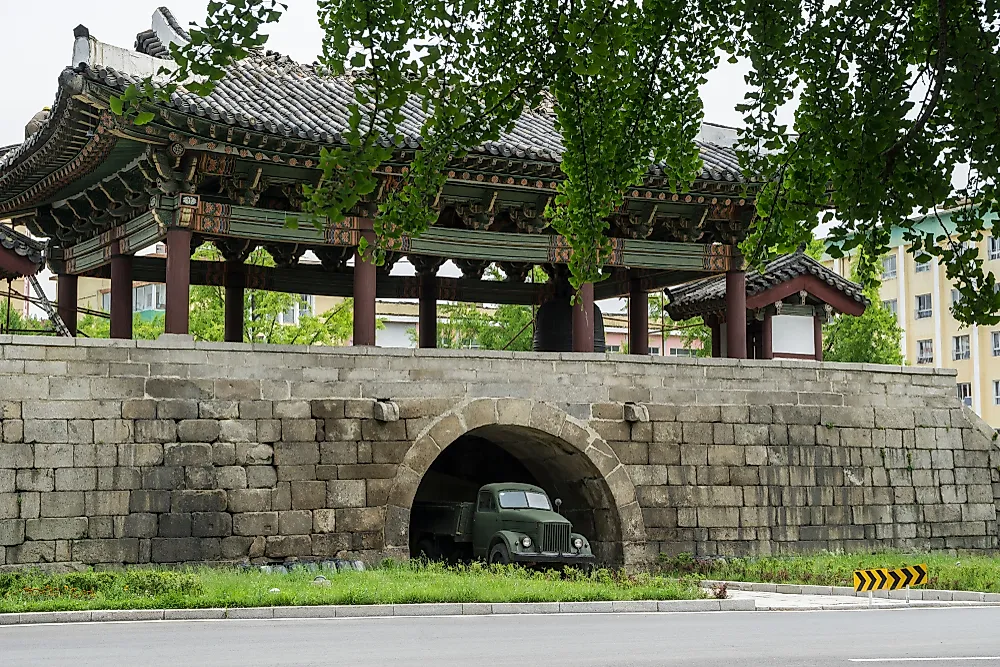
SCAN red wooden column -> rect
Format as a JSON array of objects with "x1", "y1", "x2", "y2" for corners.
[
  {"x1": 57, "y1": 274, "x2": 78, "y2": 337},
  {"x1": 725, "y1": 256, "x2": 747, "y2": 359},
  {"x1": 164, "y1": 227, "x2": 192, "y2": 335},
  {"x1": 814, "y1": 313, "x2": 824, "y2": 361},
  {"x1": 224, "y1": 259, "x2": 244, "y2": 343},
  {"x1": 110, "y1": 242, "x2": 133, "y2": 340},
  {"x1": 627, "y1": 271, "x2": 648, "y2": 355},
  {"x1": 418, "y1": 271, "x2": 437, "y2": 348},
  {"x1": 572, "y1": 283, "x2": 595, "y2": 352},
  {"x1": 762, "y1": 310, "x2": 774, "y2": 360},
  {"x1": 353, "y1": 218, "x2": 376, "y2": 346}
]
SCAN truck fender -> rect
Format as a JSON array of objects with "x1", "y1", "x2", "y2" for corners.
[{"x1": 489, "y1": 530, "x2": 527, "y2": 554}]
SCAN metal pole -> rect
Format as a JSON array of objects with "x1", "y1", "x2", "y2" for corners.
[
  {"x1": 906, "y1": 585, "x2": 910, "y2": 604},
  {"x1": 868, "y1": 590, "x2": 873, "y2": 608}
]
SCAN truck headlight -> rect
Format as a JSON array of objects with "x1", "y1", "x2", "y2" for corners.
[
  {"x1": 573, "y1": 538, "x2": 584, "y2": 549},
  {"x1": 521, "y1": 536, "x2": 532, "y2": 548}
]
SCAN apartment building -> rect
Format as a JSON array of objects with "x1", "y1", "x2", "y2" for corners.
[{"x1": 828, "y1": 208, "x2": 1000, "y2": 427}]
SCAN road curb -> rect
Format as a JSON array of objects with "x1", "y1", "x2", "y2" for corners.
[
  {"x1": 0, "y1": 599, "x2": 753, "y2": 626},
  {"x1": 701, "y1": 580, "x2": 1000, "y2": 603}
]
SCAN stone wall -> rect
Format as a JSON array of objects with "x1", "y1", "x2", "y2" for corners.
[{"x1": 0, "y1": 335, "x2": 995, "y2": 570}]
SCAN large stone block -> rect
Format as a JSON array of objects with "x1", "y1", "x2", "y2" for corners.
[
  {"x1": 119, "y1": 444, "x2": 163, "y2": 467},
  {"x1": 0, "y1": 519, "x2": 25, "y2": 546},
  {"x1": 25, "y1": 517, "x2": 88, "y2": 540},
  {"x1": 85, "y1": 491, "x2": 130, "y2": 516},
  {"x1": 236, "y1": 443, "x2": 273, "y2": 465},
  {"x1": 264, "y1": 534, "x2": 311, "y2": 558},
  {"x1": 72, "y1": 538, "x2": 140, "y2": 564},
  {"x1": 150, "y1": 537, "x2": 221, "y2": 563},
  {"x1": 335, "y1": 507, "x2": 383, "y2": 532},
  {"x1": 227, "y1": 489, "x2": 272, "y2": 513},
  {"x1": 135, "y1": 420, "x2": 177, "y2": 443},
  {"x1": 219, "y1": 420, "x2": 257, "y2": 443},
  {"x1": 34, "y1": 443, "x2": 73, "y2": 469},
  {"x1": 16, "y1": 468, "x2": 54, "y2": 492},
  {"x1": 121, "y1": 513, "x2": 158, "y2": 538},
  {"x1": 233, "y1": 512, "x2": 279, "y2": 536},
  {"x1": 274, "y1": 442, "x2": 320, "y2": 466},
  {"x1": 158, "y1": 512, "x2": 193, "y2": 537},
  {"x1": 278, "y1": 510, "x2": 313, "y2": 535},
  {"x1": 130, "y1": 490, "x2": 171, "y2": 513},
  {"x1": 141, "y1": 466, "x2": 184, "y2": 490},
  {"x1": 157, "y1": 400, "x2": 199, "y2": 420},
  {"x1": 171, "y1": 490, "x2": 227, "y2": 513},
  {"x1": 281, "y1": 419, "x2": 319, "y2": 442},
  {"x1": 192, "y1": 512, "x2": 232, "y2": 538},
  {"x1": 291, "y1": 481, "x2": 326, "y2": 510},
  {"x1": 320, "y1": 441, "x2": 358, "y2": 465},
  {"x1": 326, "y1": 480, "x2": 366, "y2": 508},
  {"x1": 55, "y1": 467, "x2": 96, "y2": 491},
  {"x1": 23, "y1": 420, "x2": 68, "y2": 444},
  {"x1": 177, "y1": 420, "x2": 221, "y2": 443},
  {"x1": 164, "y1": 443, "x2": 214, "y2": 467}
]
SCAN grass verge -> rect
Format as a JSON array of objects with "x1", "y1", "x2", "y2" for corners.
[
  {"x1": 658, "y1": 551, "x2": 1000, "y2": 593},
  {"x1": 0, "y1": 562, "x2": 704, "y2": 614}
]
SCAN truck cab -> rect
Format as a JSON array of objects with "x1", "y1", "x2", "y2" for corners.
[{"x1": 411, "y1": 482, "x2": 595, "y2": 569}]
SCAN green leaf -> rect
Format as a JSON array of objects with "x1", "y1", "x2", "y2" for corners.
[
  {"x1": 108, "y1": 96, "x2": 124, "y2": 116},
  {"x1": 133, "y1": 111, "x2": 155, "y2": 126}
]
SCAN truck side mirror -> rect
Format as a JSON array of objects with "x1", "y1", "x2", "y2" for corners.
[{"x1": 554, "y1": 498, "x2": 562, "y2": 514}]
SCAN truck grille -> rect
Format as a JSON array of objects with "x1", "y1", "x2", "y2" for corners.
[{"x1": 540, "y1": 523, "x2": 570, "y2": 553}]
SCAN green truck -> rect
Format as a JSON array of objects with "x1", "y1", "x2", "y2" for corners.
[{"x1": 410, "y1": 482, "x2": 595, "y2": 568}]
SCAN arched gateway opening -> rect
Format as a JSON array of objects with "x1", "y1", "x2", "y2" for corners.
[{"x1": 383, "y1": 399, "x2": 646, "y2": 566}]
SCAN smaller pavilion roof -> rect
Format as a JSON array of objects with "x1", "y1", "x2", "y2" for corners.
[
  {"x1": 0, "y1": 225, "x2": 45, "y2": 280},
  {"x1": 665, "y1": 248, "x2": 868, "y2": 320}
]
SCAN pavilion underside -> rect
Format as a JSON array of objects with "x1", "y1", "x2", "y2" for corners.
[{"x1": 0, "y1": 16, "x2": 763, "y2": 357}]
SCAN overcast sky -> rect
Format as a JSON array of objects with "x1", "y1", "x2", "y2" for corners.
[{"x1": 0, "y1": 0, "x2": 755, "y2": 147}]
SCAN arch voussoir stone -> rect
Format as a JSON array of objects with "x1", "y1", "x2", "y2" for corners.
[{"x1": 383, "y1": 399, "x2": 648, "y2": 566}]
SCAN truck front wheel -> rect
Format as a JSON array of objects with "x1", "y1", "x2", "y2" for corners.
[{"x1": 488, "y1": 543, "x2": 511, "y2": 565}]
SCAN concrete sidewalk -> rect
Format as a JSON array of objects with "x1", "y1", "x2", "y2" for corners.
[{"x1": 724, "y1": 589, "x2": 1000, "y2": 611}]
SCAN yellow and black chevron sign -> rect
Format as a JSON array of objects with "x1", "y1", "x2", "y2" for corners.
[{"x1": 853, "y1": 564, "x2": 928, "y2": 591}]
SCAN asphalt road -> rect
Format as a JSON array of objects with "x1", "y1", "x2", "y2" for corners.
[{"x1": 3, "y1": 607, "x2": 1000, "y2": 666}]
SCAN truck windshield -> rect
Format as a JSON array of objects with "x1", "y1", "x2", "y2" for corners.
[{"x1": 497, "y1": 491, "x2": 551, "y2": 510}]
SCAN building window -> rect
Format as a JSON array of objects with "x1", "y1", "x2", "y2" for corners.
[
  {"x1": 994, "y1": 381, "x2": 1000, "y2": 406},
  {"x1": 990, "y1": 236, "x2": 1000, "y2": 261},
  {"x1": 881, "y1": 299, "x2": 898, "y2": 317},
  {"x1": 279, "y1": 294, "x2": 314, "y2": 325},
  {"x1": 917, "y1": 339, "x2": 934, "y2": 364},
  {"x1": 669, "y1": 348, "x2": 696, "y2": 357},
  {"x1": 915, "y1": 258, "x2": 930, "y2": 273},
  {"x1": 993, "y1": 331, "x2": 1000, "y2": 356},
  {"x1": 881, "y1": 255, "x2": 897, "y2": 280},
  {"x1": 648, "y1": 347, "x2": 660, "y2": 355},
  {"x1": 951, "y1": 288, "x2": 964, "y2": 307},
  {"x1": 100, "y1": 291, "x2": 110, "y2": 313},
  {"x1": 957, "y1": 383, "x2": 973, "y2": 407},
  {"x1": 953, "y1": 335, "x2": 971, "y2": 361},
  {"x1": 606, "y1": 345, "x2": 621, "y2": 353},
  {"x1": 915, "y1": 293, "x2": 932, "y2": 319}
]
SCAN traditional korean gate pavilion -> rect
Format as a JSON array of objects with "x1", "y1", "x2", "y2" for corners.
[{"x1": 0, "y1": 8, "x2": 762, "y2": 357}]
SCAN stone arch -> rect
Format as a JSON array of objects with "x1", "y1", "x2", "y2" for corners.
[{"x1": 383, "y1": 398, "x2": 647, "y2": 566}]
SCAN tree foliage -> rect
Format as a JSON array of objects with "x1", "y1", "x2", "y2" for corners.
[
  {"x1": 823, "y1": 295, "x2": 905, "y2": 365},
  {"x1": 188, "y1": 245, "x2": 354, "y2": 345},
  {"x1": 115, "y1": 0, "x2": 1000, "y2": 325},
  {"x1": 822, "y1": 257, "x2": 904, "y2": 365}
]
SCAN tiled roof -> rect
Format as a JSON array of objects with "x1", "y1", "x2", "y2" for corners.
[
  {"x1": 666, "y1": 248, "x2": 869, "y2": 317},
  {"x1": 0, "y1": 225, "x2": 45, "y2": 267},
  {"x1": 62, "y1": 7, "x2": 748, "y2": 183}
]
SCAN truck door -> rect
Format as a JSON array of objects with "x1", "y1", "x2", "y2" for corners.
[{"x1": 472, "y1": 490, "x2": 499, "y2": 558}]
